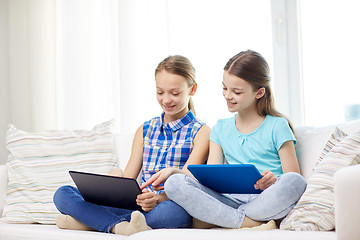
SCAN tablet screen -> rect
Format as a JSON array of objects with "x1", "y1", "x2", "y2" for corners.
[{"x1": 69, "y1": 171, "x2": 142, "y2": 210}]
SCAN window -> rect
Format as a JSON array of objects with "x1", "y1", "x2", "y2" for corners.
[
  {"x1": 300, "y1": 0, "x2": 360, "y2": 126},
  {"x1": 56, "y1": 0, "x2": 274, "y2": 133},
  {"x1": 164, "y1": 0, "x2": 274, "y2": 128},
  {"x1": 57, "y1": 1, "x2": 355, "y2": 133}
]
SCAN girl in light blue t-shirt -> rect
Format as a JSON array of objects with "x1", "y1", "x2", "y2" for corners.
[{"x1": 162, "y1": 50, "x2": 307, "y2": 229}]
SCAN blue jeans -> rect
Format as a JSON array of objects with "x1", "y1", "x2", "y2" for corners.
[
  {"x1": 165, "y1": 172, "x2": 306, "y2": 228},
  {"x1": 53, "y1": 185, "x2": 192, "y2": 233}
]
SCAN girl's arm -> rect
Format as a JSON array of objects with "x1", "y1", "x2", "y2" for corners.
[
  {"x1": 107, "y1": 124, "x2": 160, "y2": 212},
  {"x1": 121, "y1": 125, "x2": 162, "y2": 212},
  {"x1": 206, "y1": 140, "x2": 225, "y2": 165},
  {"x1": 278, "y1": 140, "x2": 300, "y2": 174},
  {"x1": 255, "y1": 140, "x2": 300, "y2": 190},
  {"x1": 140, "y1": 125, "x2": 211, "y2": 191},
  {"x1": 182, "y1": 125, "x2": 211, "y2": 171},
  {"x1": 107, "y1": 125, "x2": 143, "y2": 178},
  {"x1": 123, "y1": 125, "x2": 144, "y2": 179}
]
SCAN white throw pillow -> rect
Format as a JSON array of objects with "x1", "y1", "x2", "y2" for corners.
[
  {"x1": 1, "y1": 120, "x2": 118, "y2": 224},
  {"x1": 280, "y1": 131, "x2": 360, "y2": 231}
]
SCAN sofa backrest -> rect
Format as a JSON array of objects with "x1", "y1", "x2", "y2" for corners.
[
  {"x1": 112, "y1": 119, "x2": 360, "y2": 181},
  {"x1": 294, "y1": 119, "x2": 360, "y2": 180},
  {"x1": 113, "y1": 119, "x2": 360, "y2": 181}
]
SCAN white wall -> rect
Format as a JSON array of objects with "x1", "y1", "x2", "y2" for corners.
[{"x1": 0, "y1": 0, "x2": 10, "y2": 165}]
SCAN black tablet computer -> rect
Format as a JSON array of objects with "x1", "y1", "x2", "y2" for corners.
[
  {"x1": 69, "y1": 170, "x2": 142, "y2": 211},
  {"x1": 187, "y1": 164, "x2": 263, "y2": 194}
]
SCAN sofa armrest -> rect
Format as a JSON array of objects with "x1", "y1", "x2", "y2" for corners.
[
  {"x1": 334, "y1": 164, "x2": 360, "y2": 240},
  {"x1": 0, "y1": 164, "x2": 8, "y2": 216}
]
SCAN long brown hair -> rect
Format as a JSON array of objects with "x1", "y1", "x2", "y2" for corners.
[
  {"x1": 224, "y1": 50, "x2": 294, "y2": 132},
  {"x1": 155, "y1": 55, "x2": 196, "y2": 115}
]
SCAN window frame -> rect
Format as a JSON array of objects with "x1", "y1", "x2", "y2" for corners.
[{"x1": 271, "y1": 0, "x2": 304, "y2": 127}]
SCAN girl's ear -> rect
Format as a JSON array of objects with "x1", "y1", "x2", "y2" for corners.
[
  {"x1": 255, "y1": 87, "x2": 265, "y2": 99},
  {"x1": 190, "y1": 83, "x2": 197, "y2": 96}
]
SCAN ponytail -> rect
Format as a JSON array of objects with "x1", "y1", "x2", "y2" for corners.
[{"x1": 188, "y1": 97, "x2": 196, "y2": 116}]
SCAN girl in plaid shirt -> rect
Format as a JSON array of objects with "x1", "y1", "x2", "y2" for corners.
[{"x1": 54, "y1": 55, "x2": 210, "y2": 235}]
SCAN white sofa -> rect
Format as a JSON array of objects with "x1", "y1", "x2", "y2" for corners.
[{"x1": 1, "y1": 120, "x2": 360, "y2": 240}]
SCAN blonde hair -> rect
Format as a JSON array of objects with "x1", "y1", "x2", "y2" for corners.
[{"x1": 155, "y1": 55, "x2": 196, "y2": 115}]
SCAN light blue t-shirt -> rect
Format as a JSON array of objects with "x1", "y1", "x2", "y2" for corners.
[{"x1": 210, "y1": 115, "x2": 296, "y2": 177}]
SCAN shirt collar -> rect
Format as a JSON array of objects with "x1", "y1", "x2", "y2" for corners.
[{"x1": 160, "y1": 110, "x2": 195, "y2": 132}]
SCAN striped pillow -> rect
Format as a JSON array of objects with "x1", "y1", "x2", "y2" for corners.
[
  {"x1": 280, "y1": 131, "x2": 360, "y2": 231},
  {"x1": 1, "y1": 120, "x2": 118, "y2": 224},
  {"x1": 313, "y1": 127, "x2": 348, "y2": 170}
]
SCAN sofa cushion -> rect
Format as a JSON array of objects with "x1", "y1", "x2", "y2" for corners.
[
  {"x1": 280, "y1": 131, "x2": 360, "y2": 231},
  {"x1": 1, "y1": 120, "x2": 118, "y2": 224},
  {"x1": 0, "y1": 222, "x2": 337, "y2": 240}
]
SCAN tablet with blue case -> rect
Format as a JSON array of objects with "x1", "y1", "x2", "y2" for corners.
[{"x1": 187, "y1": 164, "x2": 263, "y2": 194}]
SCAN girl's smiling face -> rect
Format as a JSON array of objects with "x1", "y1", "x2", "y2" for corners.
[
  {"x1": 222, "y1": 71, "x2": 264, "y2": 114},
  {"x1": 155, "y1": 70, "x2": 196, "y2": 123}
]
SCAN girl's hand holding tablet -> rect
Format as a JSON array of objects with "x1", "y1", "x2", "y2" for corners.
[
  {"x1": 136, "y1": 189, "x2": 159, "y2": 212},
  {"x1": 254, "y1": 169, "x2": 277, "y2": 190}
]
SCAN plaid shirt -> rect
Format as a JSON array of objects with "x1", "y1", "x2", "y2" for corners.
[{"x1": 142, "y1": 110, "x2": 204, "y2": 193}]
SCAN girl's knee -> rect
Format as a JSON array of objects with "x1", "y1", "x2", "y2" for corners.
[
  {"x1": 280, "y1": 172, "x2": 307, "y2": 196},
  {"x1": 164, "y1": 174, "x2": 187, "y2": 199},
  {"x1": 53, "y1": 185, "x2": 76, "y2": 209},
  {"x1": 146, "y1": 200, "x2": 192, "y2": 228},
  {"x1": 284, "y1": 172, "x2": 306, "y2": 186},
  {"x1": 54, "y1": 185, "x2": 74, "y2": 197}
]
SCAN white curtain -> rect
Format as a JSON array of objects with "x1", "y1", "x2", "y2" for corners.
[
  {"x1": 8, "y1": 0, "x2": 57, "y2": 132},
  {"x1": 4, "y1": 0, "x2": 275, "y2": 134},
  {"x1": 56, "y1": 0, "x2": 120, "y2": 131},
  {"x1": 1, "y1": 0, "x2": 282, "y2": 165},
  {"x1": 3, "y1": 0, "x2": 176, "y2": 138},
  {"x1": 0, "y1": 0, "x2": 57, "y2": 165},
  {"x1": 57, "y1": 0, "x2": 171, "y2": 134}
]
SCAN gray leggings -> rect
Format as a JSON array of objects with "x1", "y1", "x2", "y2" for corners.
[{"x1": 165, "y1": 172, "x2": 306, "y2": 228}]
